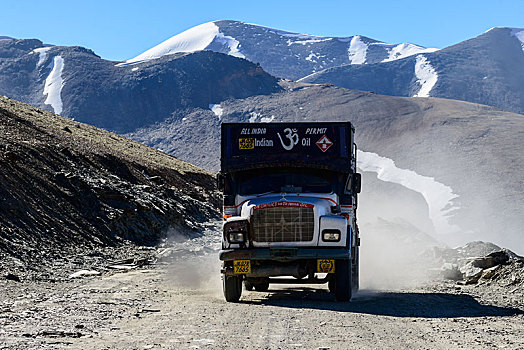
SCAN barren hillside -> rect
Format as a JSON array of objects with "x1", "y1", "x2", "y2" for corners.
[{"x1": 0, "y1": 96, "x2": 220, "y2": 280}]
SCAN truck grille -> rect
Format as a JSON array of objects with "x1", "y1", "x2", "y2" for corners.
[{"x1": 252, "y1": 207, "x2": 314, "y2": 242}]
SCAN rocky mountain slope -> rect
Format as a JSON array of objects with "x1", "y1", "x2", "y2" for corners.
[
  {"x1": 120, "y1": 22, "x2": 524, "y2": 114},
  {"x1": 128, "y1": 82, "x2": 524, "y2": 253},
  {"x1": 0, "y1": 96, "x2": 220, "y2": 280},
  {"x1": 302, "y1": 27, "x2": 524, "y2": 114},
  {"x1": 1, "y1": 23, "x2": 523, "y2": 135},
  {"x1": 121, "y1": 20, "x2": 437, "y2": 81},
  {"x1": 0, "y1": 38, "x2": 281, "y2": 133}
]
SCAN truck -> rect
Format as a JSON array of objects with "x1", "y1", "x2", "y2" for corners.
[{"x1": 217, "y1": 122, "x2": 361, "y2": 302}]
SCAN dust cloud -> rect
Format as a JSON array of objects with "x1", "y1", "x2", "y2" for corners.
[
  {"x1": 159, "y1": 164, "x2": 521, "y2": 295},
  {"x1": 159, "y1": 222, "x2": 223, "y2": 297},
  {"x1": 357, "y1": 171, "x2": 443, "y2": 290}
]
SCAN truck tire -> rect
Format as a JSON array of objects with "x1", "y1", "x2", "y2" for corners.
[
  {"x1": 253, "y1": 280, "x2": 270, "y2": 292},
  {"x1": 223, "y1": 275, "x2": 242, "y2": 302},
  {"x1": 335, "y1": 259, "x2": 352, "y2": 302},
  {"x1": 244, "y1": 280, "x2": 254, "y2": 291},
  {"x1": 328, "y1": 276, "x2": 335, "y2": 293}
]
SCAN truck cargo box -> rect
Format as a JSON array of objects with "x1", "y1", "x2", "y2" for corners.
[{"x1": 221, "y1": 122, "x2": 355, "y2": 173}]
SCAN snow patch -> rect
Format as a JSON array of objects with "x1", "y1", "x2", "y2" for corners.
[
  {"x1": 357, "y1": 150, "x2": 459, "y2": 235},
  {"x1": 305, "y1": 52, "x2": 325, "y2": 63},
  {"x1": 260, "y1": 116, "x2": 275, "y2": 123},
  {"x1": 209, "y1": 104, "x2": 224, "y2": 120},
  {"x1": 215, "y1": 32, "x2": 245, "y2": 58},
  {"x1": 413, "y1": 55, "x2": 438, "y2": 97},
  {"x1": 382, "y1": 43, "x2": 438, "y2": 62},
  {"x1": 510, "y1": 28, "x2": 524, "y2": 53},
  {"x1": 120, "y1": 22, "x2": 220, "y2": 65},
  {"x1": 32, "y1": 47, "x2": 52, "y2": 67},
  {"x1": 248, "y1": 112, "x2": 263, "y2": 123},
  {"x1": 118, "y1": 21, "x2": 246, "y2": 65},
  {"x1": 266, "y1": 28, "x2": 321, "y2": 40},
  {"x1": 348, "y1": 36, "x2": 367, "y2": 64},
  {"x1": 288, "y1": 38, "x2": 332, "y2": 46},
  {"x1": 247, "y1": 112, "x2": 274, "y2": 123},
  {"x1": 43, "y1": 56, "x2": 64, "y2": 114}
]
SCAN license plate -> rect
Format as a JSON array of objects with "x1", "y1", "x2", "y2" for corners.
[
  {"x1": 233, "y1": 260, "x2": 251, "y2": 274},
  {"x1": 317, "y1": 259, "x2": 335, "y2": 273}
]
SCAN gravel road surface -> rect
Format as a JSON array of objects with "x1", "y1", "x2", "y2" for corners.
[{"x1": 2, "y1": 224, "x2": 523, "y2": 350}]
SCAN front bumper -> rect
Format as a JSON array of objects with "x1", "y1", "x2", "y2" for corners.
[{"x1": 219, "y1": 247, "x2": 350, "y2": 261}]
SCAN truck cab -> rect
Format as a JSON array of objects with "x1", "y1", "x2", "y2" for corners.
[{"x1": 218, "y1": 122, "x2": 361, "y2": 302}]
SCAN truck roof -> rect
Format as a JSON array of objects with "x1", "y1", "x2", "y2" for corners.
[{"x1": 221, "y1": 122, "x2": 355, "y2": 173}]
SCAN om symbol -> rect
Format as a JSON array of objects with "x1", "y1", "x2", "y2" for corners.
[{"x1": 277, "y1": 128, "x2": 299, "y2": 151}]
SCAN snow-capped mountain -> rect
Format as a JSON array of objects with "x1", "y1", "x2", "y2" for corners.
[
  {"x1": 117, "y1": 21, "x2": 524, "y2": 114},
  {"x1": 1, "y1": 25, "x2": 523, "y2": 252},
  {"x1": 301, "y1": 27, "x2": 524, "y2": 114},
  {"x1": 0, "y1": 38, "x2": 281, "y2": 133},
  {"x1": 121, "y1": 20, "x2": 437, "y2": 80}
]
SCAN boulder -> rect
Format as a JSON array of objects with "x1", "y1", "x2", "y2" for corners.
[
  {"x1": 68, "y1": 270, "x2": 101, "y2": 279},
  {"x1": 460, "y1": 262, "x2": 483, "y2": 284},
  {"x1": 481, "y1": 265, "x2": 501, "y2": 280},
  {"x1": 471, "y1": 251, "x2": 510, "y2": 269}
]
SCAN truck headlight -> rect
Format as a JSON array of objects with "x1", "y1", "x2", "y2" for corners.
[
  {"x1": 322, "y1": 229, "x2": 341, "y2": 242},
  {"x1": 224, "y1": 219, "x2": 249, "y2": 244},
  {"x1": 228, "y1": 232, "x2": 246, "y2": 243}
]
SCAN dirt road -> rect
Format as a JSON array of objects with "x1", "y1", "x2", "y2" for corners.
[
  {"x1": 2, "y1": 261, "x2": 523, "y2": 350},
  {"x1": 2, "y1": 223, "x2": 524, "y2": 350}
]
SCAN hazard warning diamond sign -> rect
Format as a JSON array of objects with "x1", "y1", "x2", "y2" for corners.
[{"x1": 316, "y1": 135, "x2": 333, "y2": 152}]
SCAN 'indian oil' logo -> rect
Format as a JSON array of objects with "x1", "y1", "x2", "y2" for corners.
[{"x1": 239, "y1": 138, "x2": 273, "y2": 149}]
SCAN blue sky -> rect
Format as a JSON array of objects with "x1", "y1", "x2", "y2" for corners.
[{"x1": 1, "y1": 0, "x2": 522, "y2": 61}]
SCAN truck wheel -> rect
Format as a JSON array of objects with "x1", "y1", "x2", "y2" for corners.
[
  {"x1": 253, "y1": 280, "x2": 269, "y2": 292},
  {"x1": 244, "y1": 280, "x2": 254, "y2": 291},
  {"x1": 335, "y1": 259, "x2": 352, "y2": 302},
  {"x1": 223, "y1": 275, "x2": 242, "y2": 302},
  {"x1": 328, "y1": 276, "x2": 335, "y2": 293}
]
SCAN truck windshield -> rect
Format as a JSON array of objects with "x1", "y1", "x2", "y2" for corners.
[{"x1": 237, "y1": 169, "x2": 334, "y2": 195}]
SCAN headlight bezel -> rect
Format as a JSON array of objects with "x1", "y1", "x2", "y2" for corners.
[{"x1": 224, "y1": 219, "x2": 249, "y2": 244}]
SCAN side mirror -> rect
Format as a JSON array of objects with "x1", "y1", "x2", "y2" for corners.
[
  {"x1": 353, "y1": 173, "x2": 361, "y2": 194},
  {"x1": 216, "y1": 173, "x2": 225, "y2": 191}
]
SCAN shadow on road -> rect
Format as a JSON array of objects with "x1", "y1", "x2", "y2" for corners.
[{"x1": 243, "y1": 287, "x2": 524, "y2": 318}]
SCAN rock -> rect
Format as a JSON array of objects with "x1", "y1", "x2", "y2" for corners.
[
  {"x1": 39, "y1": 330, "x2": 82, "y2": 338},
  {"x1": 107, "y1": 264, "x2": 137, "y2": 270},
  {"x1": 5, "y1": 273, "x2": 21, "y2": 281},
  {"x1": 460, "y1": 262, "x2": 483, "y2": 284},
  {"x1": 455, "y1": 241, "x2": 502, "y2": 259},
  {"x1": 471, "y1": 251, "x2": 510, "y2": 269},
  {"x1": 3, "y1": 151, "x2": 19, "y2": 162},
  {"x1": 481, "y1": 265, "x2": 501, "y2": 280},
  {"x1": 68, "y1": 270, "x2": 101, "y2": 279},
  {"x1": 503, "y1": 248, "x2": 524, "y2": 263}
]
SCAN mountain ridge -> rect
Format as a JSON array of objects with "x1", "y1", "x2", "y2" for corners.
[{"x1": 120, "y1": 20, "x2": 438, "y2": 80}]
